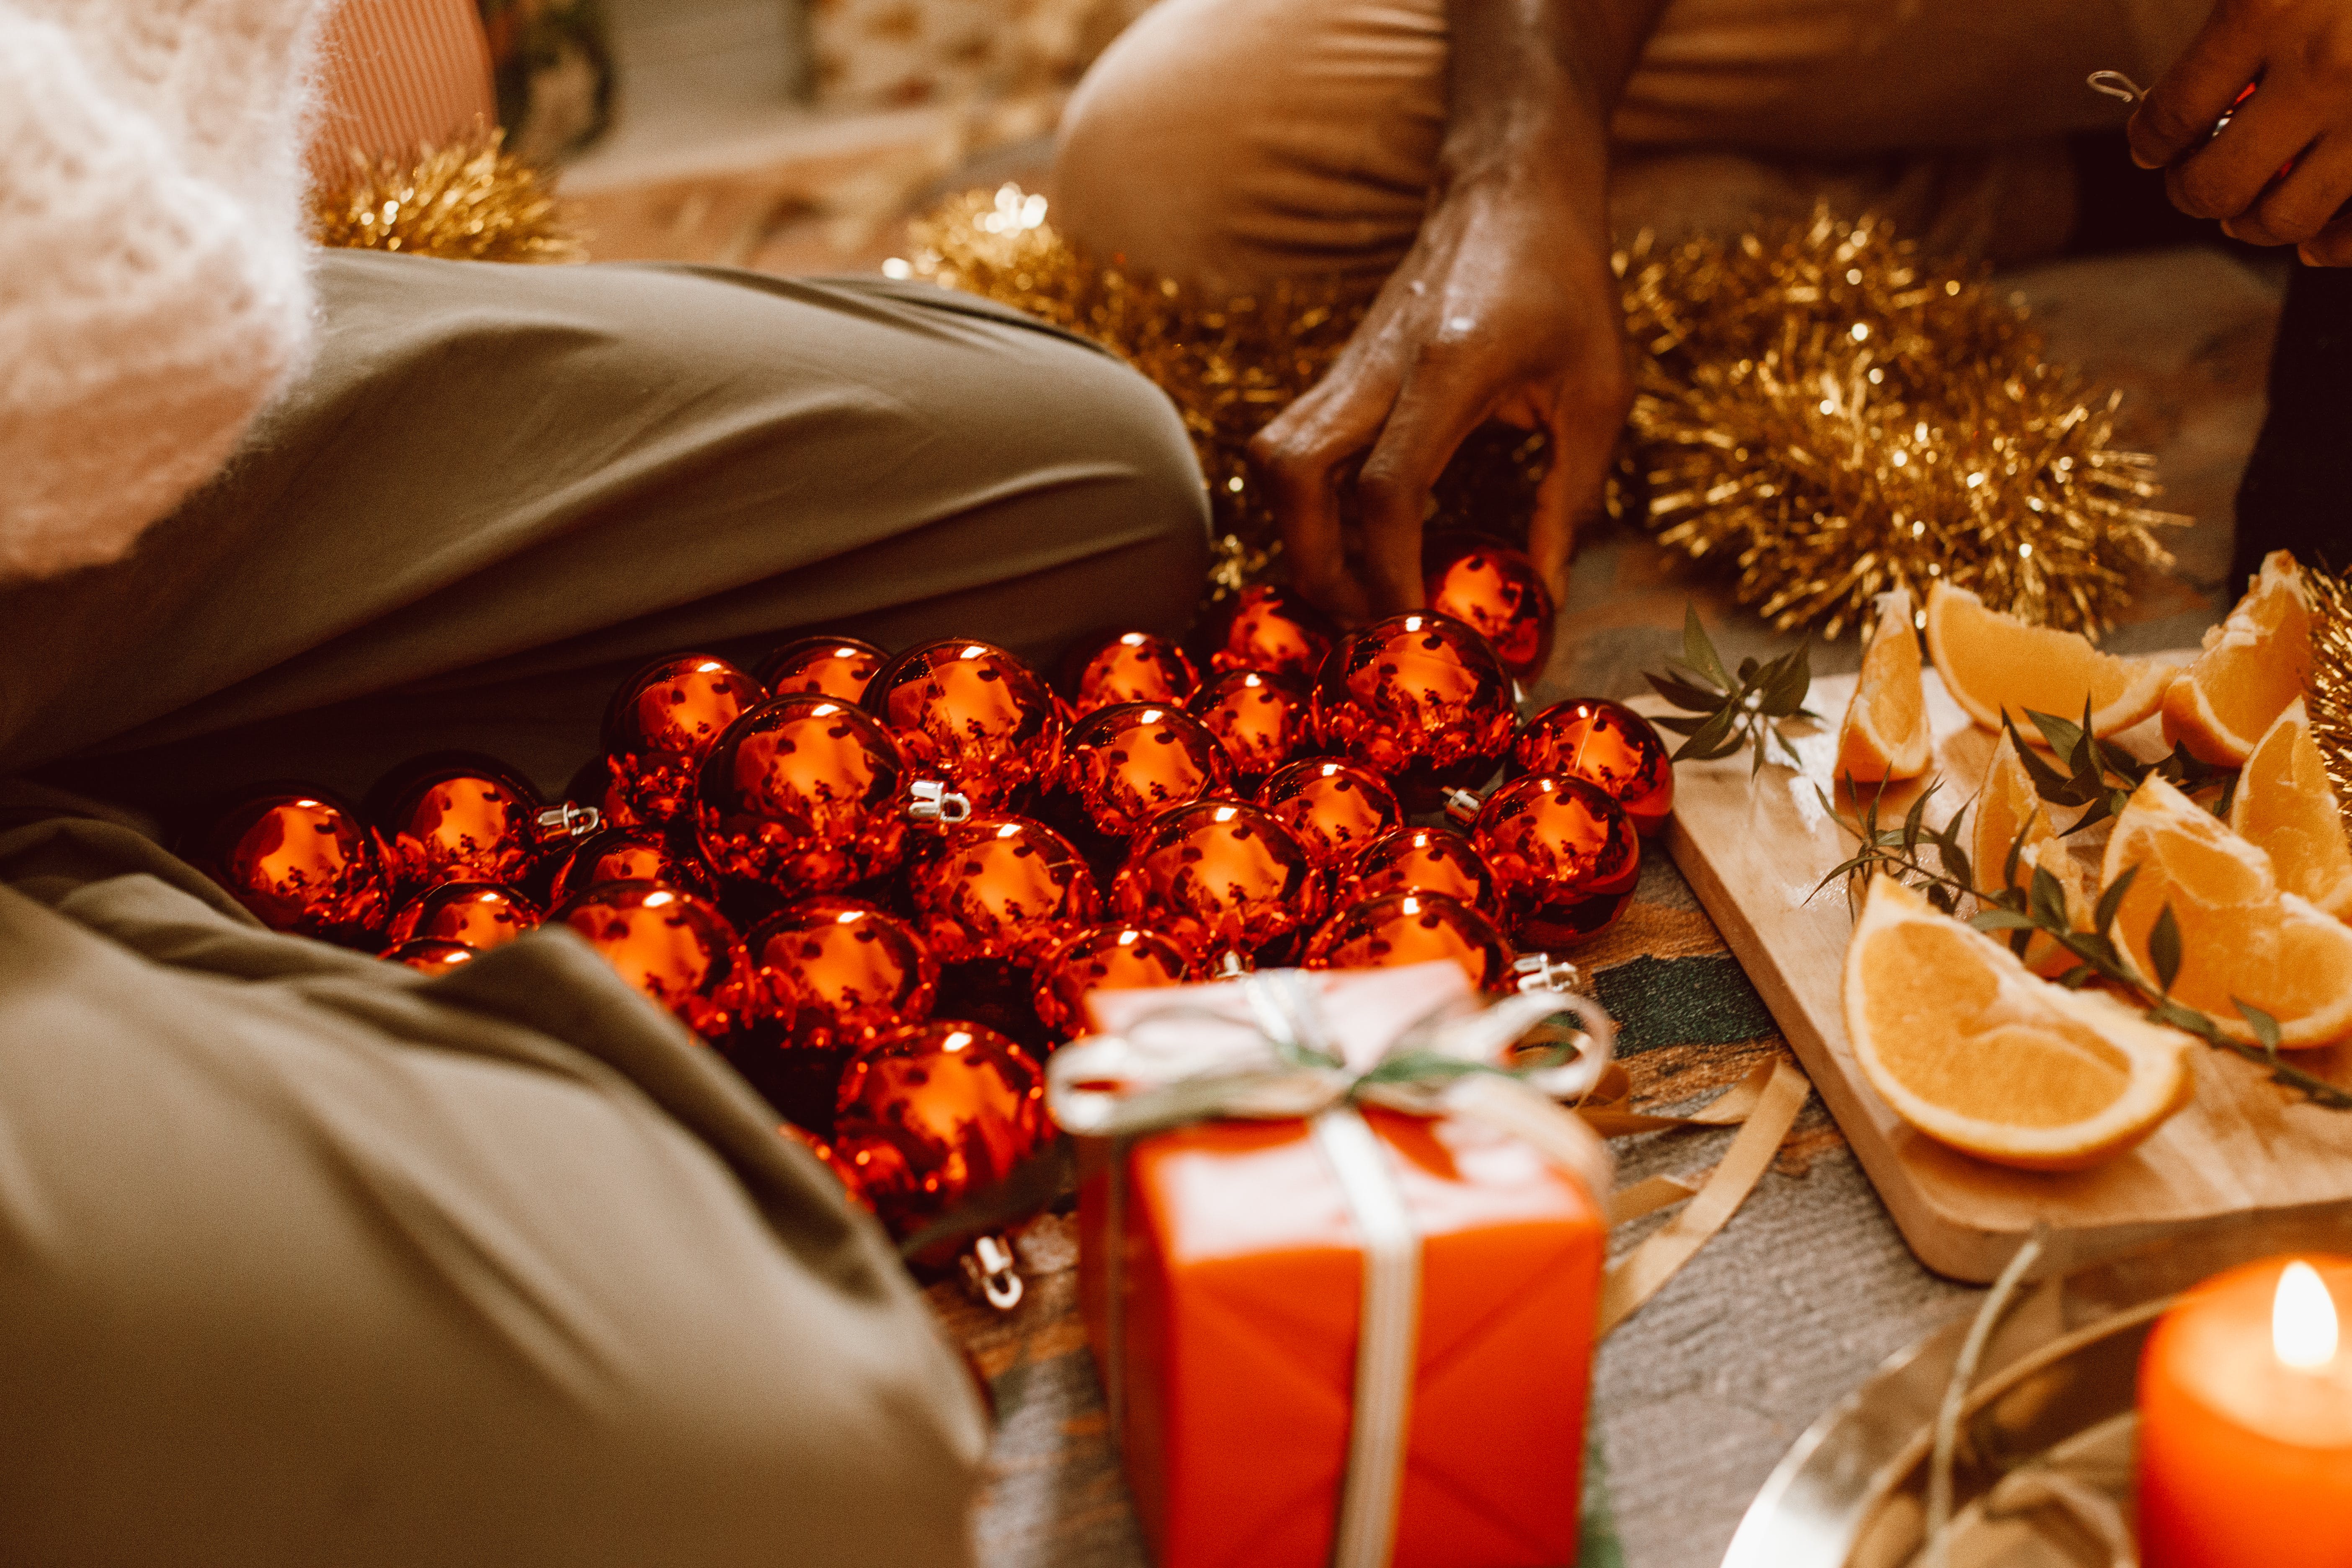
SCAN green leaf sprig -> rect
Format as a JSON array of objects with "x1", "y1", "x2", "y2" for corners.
[
  {"x1": 1999, "y1": 699, "x2": 2240, "y2": 833},
  {"x1": 1645, "y1": 606, "x2": 1818, "y2": 775}
]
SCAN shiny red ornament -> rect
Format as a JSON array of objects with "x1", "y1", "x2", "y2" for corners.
[
  {"x1": 830, "y1": 1021, "x2": 1052, "y2": 1240},
  {"x1": 694, "y1": 694, "x2": 910, "y2": 895},
  {"x1": 1259, "y1": 759, "x2": 1402, "y2": 878},
  {"x1": 1057, "y1": 701, "x2": 1230, "y2": 839},
  {"x1": 384, "y1": 881, "x2": 542, "y2": 951},
  {"x1": 1199, "y1": 582, "x2": 1338, "y2": 680},
  {"x1": 1510, "y1": 697, "x2": 1676, "y2": 838},
  {"x1": 864, "y1": 639, "x2": 1062, "y2": 810},
  {"x1": 1470, "y1": 775, "x2": 1641, "y2": 947},
  {"x1": 905, "y1": 817, "x2": 1101, "y2": 967},
  {"x1": 1030, "y1": 924, "x2": 1193, "y2": 1042},
  {"x1": 552, "y1": 879, "x2": 754, "y2": 1039},
  {"x1": 1064, "y1": 630, "x2": 1199, "y2": 717},
  {"x1": 546, "y1": 823, "x2": 714, "y2": 908},
  {"x1": 370, "y1": 751, "x2": 544, "y2": 892},
  {"x1": 1304, "y1": 890, "x2": 1515, "y2": 992},
  {"x1": 756, "y1": 636, "x2": 888, "y2": 703},
  {"x1": 602, "y1": 653, "x2": 766, "y2": 822},
  {"x1": 1312, "y1": 612, "x2": 1516, "y2": 812},
  {"x1": 1424, "y1": 533, "x2": 1556, "y2": 682},
  {"x1": 194, "y1": 787, "x2": 395, "y2": 945},
  {"x1": 746, "y1": 898, "x2": 937, "y2": 1052},
  {"x1": 1112, "y1": 799, "x2": 1323, "y2": 966},
  {"x1": 1187, "y1": 669, "x2": 1312, "y2": 789},
  {"x1": 385, "y1": 938, "x2": 477, "y2": 973},
  {"x1": 1346, "y1": 825, "x2": 1500, "y2": 916},
  {"x1": 564, "y1": 757, "x2": 642, "y2": 831},
  {"x1": 779, "y1": 1121, "x2": 875, "y2": 1212}
]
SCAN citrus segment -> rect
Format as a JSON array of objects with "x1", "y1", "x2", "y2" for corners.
[
  {"x1": 1923, "y1": 581, "x2": 2172, "y2": 739},
  {"x1": 2102, "y1": 774, "x2": 2352, "y2": 1047},
  {"x1": 2230, "y1": 699, "x2": 2352, "y2": 920},
  {"x1": 1973, "y1": 729, "x2": 2054, "y2": 890},
  {"x1": 1836, "y1": 589, "x2": 1931, "y2": 784},
  {"x1": 1842, "y1": 877, "x2": 2195, "y2": 1170},
  {"x1": 2160, "y1": 550, "x2": 2311, "y2": 766}
]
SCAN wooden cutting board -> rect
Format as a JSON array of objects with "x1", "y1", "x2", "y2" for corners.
[{"x1": 1634, "y1": 665, "x2": 2352, "y2": 1283}]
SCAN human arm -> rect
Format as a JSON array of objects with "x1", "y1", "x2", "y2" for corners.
[
  {"x1": 2126, "y1": 0, "x2": 2352, "y2": 264},
  {"x1": 1247, "y1": 0, "x2": 1672, "y2": 622}
]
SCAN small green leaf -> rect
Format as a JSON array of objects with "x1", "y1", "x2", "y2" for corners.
[
  {"x1": 2025, "y1": 707, "x2": 2085, "y2": 759},
  {"x1": 1758, "y1": 641, "x2": 1815, "y2": 718},
  {"x1": 2004, "y1": 716, "x2": 2089, "y2": 803},
  {"x1": 2094, "y1": 863, "x2": 2139, "y2": 936},
  {"x1": 2056, "y1": 965, "x2": 2095, "y2": 989},
  {"x1": 1649, "y1": 712, "x2": 1715, "y2": 736},
  {"x1": 1750, "y1": 722, "x2": 1770, "y2": 776},
  {"x1": 2029, "y1": 864, "x2": 2070, "y2": 931},
  {"x1": 1928, "y1": 885, "x2": 1960, "y2": 914},
  {"x1": 1969, "y1": 908, "x2": 2040, "y2": 931},
  {"x1": 1901, "y1": 791, "x2": 1931, "y2": 853},
  {"x1": 1736, "y1": 655, "x2": 1761, "y2": 685},
  {"x1": 1682, "y1": 603, "x2": 1731, "y2": 689},
  {"x1": 2234, "y1": 998, "x2": 2283, "y2": 1051},
  {"x1": 2150, "y1": 904, "x2": 2183, "y2": 994},
  {"x1": 1774, "y1": 728, "x2": 1805, "y2": 767},
  {"x1": 2001, "y1": 815, "x2": 2035, "y2": 892},
  {"x1": 1671, "y1": 703, "x2": 1739, "y2": 761},
  {"x1": 1645, "y1": 671, "x2": 1730, "y2": 713}
]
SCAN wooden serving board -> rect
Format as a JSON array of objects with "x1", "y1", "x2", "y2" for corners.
[{"x1": 1635, "y1": 665, "x2": 2352, "y2": 1283}]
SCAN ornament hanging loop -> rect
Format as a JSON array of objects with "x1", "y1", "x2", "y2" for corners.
[
  {"x1": 962, "y1": 1233, "x2": 1024, "y2": 1311},
  {"x1": 1513, "y1": 953, "x2": 1591, "y2": 997},
  {"x1": 2086, "y1": 70, "x2": 2146, "y2": 106},
  {"x1": 908, "y1": 780, "x2": 973, "y2": 825},
  {"x1": 1442, "y1": 789, "x2": 1484, "y2": 828},
  {"x1": 535, "y1": 802, "x2": 603, "y2": 842}
]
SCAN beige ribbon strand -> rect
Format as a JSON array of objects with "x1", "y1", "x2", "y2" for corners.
[{"x1": 1598, "y1": 1057, "x2": 1811, "y2": 1338}]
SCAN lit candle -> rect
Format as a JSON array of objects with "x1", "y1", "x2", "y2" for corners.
[{"x1": 2138, "y1": 1254, "x2": 2352, "y2": 1568}]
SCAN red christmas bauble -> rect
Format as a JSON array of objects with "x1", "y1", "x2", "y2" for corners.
[
  {"x1": 602, "y1": 653, "x2": 766, "y2": 823},
  {"x1": 368, "y1": 751, "x2": 544, "y2": 892},
  {"x1": 1345, "y1": 825, "x2": 1499, "y2": 916},
  {"x1": 385, "y1": 938, "x2": 477, "y2": 973},
  {"x1": 1510, "y1": 697, "x2": 1675, "y2": 837},
  {"x1": 1188, "y1": 668, "x2": 1312, "y2": 789},
  {"x1": 194, "y1": 787, "x2": 396, "y2": 945},
  {"x1": 1057, "y1": 701, "x2": 1230, "y2": 839},
  {"x1": 1471, "y1": 775, "x2": 1641, "y2": 947},
  {"x1": 1199, "y1": 582, "x2": 1338, "y2": 679},
  {"x1": 756, "y1": 636, "x2": 888, "y2": 703},
  {"x1": 553, "y1": 879, "x2": 754, "y2": 1039},
  {"x1": 830, "y1": 1021, "x2": 1052, "y2": 1239},
  {"x1": 546, "y1": 823, "x2": 714, "y2": 908},
  {"x1": 1030, "y1": 923, "x2": 1193, "y2": 1042},
  {"x1": 384, "y1": 881, "x2": 542, "y2": 951},
  {"x1": 1312, "y1": 612, "x2": 1516, "y2": 812},
  {"x1": 905, "y1": 817, "x2": 1101, "y2": 967},
  {"x1": 1111, "y1": 799, "x2": 1323, "y2": 965},
  {"x1": 1063, "y1": 629, "x2": 1199, "y2": 717},
  {"x1": 1259, "y1": 759, "x2": 1402, "y2": 878},
  {"x1": 746, "y1": 898, "x2": 937, "y2": 1052},
  {"x1": 864, "y1": 639, "x2": 1062, "y2": 810},
  {"x1": 564, "y1": 757, "x2": 642, "y2": 831},
  {"x1": 1303, "y1": 890, "x2": 1514, "y2": 992},
  {"x1": 780, "y1": 1121, "x2": 876, "y2": 1212},
  {"x1": 694, "y1": 694, "x2": 910, "y2": 895},
  {"x1": 1424, "y1": 533, "x2": 1556, "y2": 682}
]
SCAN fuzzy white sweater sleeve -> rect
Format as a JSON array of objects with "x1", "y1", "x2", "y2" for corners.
[{"x1": 0, "y1": 0, "x2": 323, "y2": 582}]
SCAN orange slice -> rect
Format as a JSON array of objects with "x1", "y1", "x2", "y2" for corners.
[
  {"x1": 2160, "y1": 550, "x2": 2311, "y2": 766},
  {"x1": 1973, "y1": 729, "x2": 2055, "y2": 890},
  {"x1": 1836, "y1": 589, "x2": 1932, "y2": 784},
  {"x1": 2102, "y1": 774, "x2": 2352, "y2": 1047},
  {"x1": 1924, "y1": 581, "x2": 2172, "y2": 740},
  {"x1": 1843, "y1": 876, "x2": 2195, "y2": 1170},
  {"x1": 2230, "y1": 699, "x2": 2352, "y2": 920}
]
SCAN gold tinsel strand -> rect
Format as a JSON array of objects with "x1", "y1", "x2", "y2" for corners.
[
  {"x1": 2304, "y1": 565, "x2": 2352, "y2": 835},
  {"x1": 911, "y1": 189, "x2": 2179, "y2": 631},
  {"x1": 312, "y1": 125, "x2": 584, "y2": 264}
]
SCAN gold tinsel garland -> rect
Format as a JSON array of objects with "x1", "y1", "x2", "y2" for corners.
[
  {"x1": 911, "y1": 188, "x2": 2180, "y2": 632},
  {"x1": 2305, "y1": 566, "x2": 2352, "y2": 832},
  {"x1": 311, "y1": 125, "x2": 583, "y2": 265}
]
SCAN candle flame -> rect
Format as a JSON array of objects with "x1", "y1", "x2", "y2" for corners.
[{"x1": 2274, "y1": 1261, "x2": 2339, "y2": 1370}]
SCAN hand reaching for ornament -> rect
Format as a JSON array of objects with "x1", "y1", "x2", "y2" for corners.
[{"x1": 2127, "y1": 0, "x2": 2352, "y2": 263}]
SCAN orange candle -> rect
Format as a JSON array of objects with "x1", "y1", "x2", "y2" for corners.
[{"x1": 2138, "y1": 1254, "x2": 2352, "y2": 1568}]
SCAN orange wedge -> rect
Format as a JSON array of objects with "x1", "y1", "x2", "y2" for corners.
[
  {"x1": 1973, "y1": 729, "x2": 2055, "y2": 890},
  {"x1": 2230, "y1": 699, "x2": 2352, "y2": 920},
  {"x1": 1843, "y1": 876, "x2": 2195, "y2": 1170},
  {"x1": 1924, "y1": 581, "x2": 2172, "y2": 740},
  {"x1": 2160, "y1": 550, "x2": 2311, "y2": 766},
  {"x1": 2102, "y1": 774, "x2": 2352, "y2": 1047},
  {"x1": 1836, "y1": 589, "x2": 1931, "y2": 784}
]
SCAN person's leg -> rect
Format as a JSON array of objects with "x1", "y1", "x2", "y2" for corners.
[
  {"x1": 1051, "y1": 0, "x2": 2213, "y2": 287},
  {"x1": 2232, "y1": 263, "x2": 2352, "y2": 585},
  {"x1": 0, "y1": 249, "x2": 1208, "y2": 812}
]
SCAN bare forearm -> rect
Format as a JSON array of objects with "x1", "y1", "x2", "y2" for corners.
[{"x1": 1440, "y1": 0, "x2": 1671, "y2": 190}]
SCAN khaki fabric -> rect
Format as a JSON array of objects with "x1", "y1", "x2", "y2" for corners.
[
  {"x1": 3, "y1": 249, "x2": 1209, "y2": 816},
  {"x1": 0, "y1": 810, "x2": 985, "y2": 1564},
  {"x1": 1052, "y1": 0, "x2": 2214, "y2": 288}
]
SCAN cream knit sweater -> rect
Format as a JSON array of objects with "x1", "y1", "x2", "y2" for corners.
[{"x1": 0, "y1": 0, "x2": 323, "y2": 582}]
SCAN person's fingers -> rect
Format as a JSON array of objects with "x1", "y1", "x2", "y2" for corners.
[
  {"x1": 1353, "y1": 349, "x2": 1498, "y2": 615},
  {"x1": 2129, "y1": 7, "x2": 2266, "y2": 171},
  {"x1": 2228, "y1": 131, "x2": 2352, "y2": 245},
  {"x1": 2300, "y1": 211, "x2": 2352, "y2": 266},
  {"x1": 1251, "y1": 362, "x2": 1397, "y2": 624},
  {"x1": 1525, "y1": 363, "x2": 1630, "y2": 598},
  {"x1": 2167, "y1": 90, "x2": 2317, "y2": 220}
]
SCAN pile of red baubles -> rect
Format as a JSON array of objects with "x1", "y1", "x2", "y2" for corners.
[{"x1": 188, "y1": 536, "x2": 1671, "y2": 1246}]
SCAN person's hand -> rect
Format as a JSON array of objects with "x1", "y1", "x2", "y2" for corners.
[
  {"x1": 1246, "y1": 166, "x2": 1630, "y2": 623},
  {"x1": 2128, "y1": 0, "x2": 2352, "y2": 263}
]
